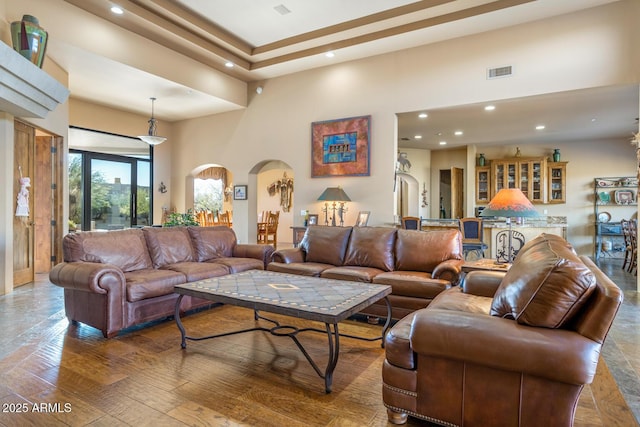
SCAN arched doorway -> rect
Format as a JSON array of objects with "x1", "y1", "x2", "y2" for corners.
[
  {"x1": 251, "y1": 160, "x2": 294, "y2": 247},
  {"x1": 395, "y1": 172, "x2": 419, "y2": 220}
]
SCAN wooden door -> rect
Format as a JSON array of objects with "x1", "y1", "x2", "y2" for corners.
[
  {"x1": 13, "y1": 121, "x2": 35, "y2": 286},
  {"x1": 451, "y1": 167, "x2": 464, "y2": 219}
]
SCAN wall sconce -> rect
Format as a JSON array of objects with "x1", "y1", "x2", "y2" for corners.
[
  {"x1": 317, "y1": 186, "x2": 351, "y2": 226},
  {"x1": 158, "y1": 182, "x2": 167, "y2": 193}
]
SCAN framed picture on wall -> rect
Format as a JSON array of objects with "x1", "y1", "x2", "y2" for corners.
[
  {"x1": 233, "y1": 185, "x2": 247, "y2": 200},
  {"x1": 307, "y1": 214, "x2": 319, "y2": 225},
  {"x1": 311, "y1": 115, "x2": 371, "y2": 177},
  {"x1": 355, "y1": 211, "x2": 370, "y2": 227}
]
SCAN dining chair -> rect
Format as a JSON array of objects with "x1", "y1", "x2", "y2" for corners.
[
  {"x1": 401, "y1": 216, "x2": 420, "y2": 230},
  {"x1": 459, "y1": 218, "x2": 489, "y2": 260},
  {"x1": 218, "y1": 211, "x2": 232, "y2": 227},
  {"x1": 257, "y1": 211, "x2": 279, "y2": 247}
]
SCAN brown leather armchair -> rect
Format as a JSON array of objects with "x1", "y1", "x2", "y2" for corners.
[{"x1": 382, "y1": 233, "x2": 623, "y2": 427}]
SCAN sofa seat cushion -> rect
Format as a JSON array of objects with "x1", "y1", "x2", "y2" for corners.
[
  {"x1": 125, "y1": 269, "x2": 187, "y2": 302},
  {"x1": 343, "y1": 227, "x2": 396, "y2": 271},
  {"x1": 429, "y1": 286, "x2": 493, "y2": 314},
  {"x1": 187, "y1": 226, "x2": 236, "y2": 261},
  {"x1": 63, "y1": 228, "x2": 153, "y2": 272},
  {"x1": 384, "y1": 312, "x2": 417, "y2": 369},
  {"x1": 491, "y1": 233, "x2": 597, "y2": 328},
  {"x1": 373, "y1": 271, "x2": 451, "y2": 299},
  {"x1": 267, "y1": 262, "x2": 333, "y2": 277},
  {"x1": 320, "y1": 266, "x2": 384, "y2": 282},
  {"x1": 143, "y1": 227, "x2": 195, "y2": 268},
  {"x1": 210, "y1": 257, "x2": 264, "y2": 273},
  {"x1": 395, "y1": 229, "x2": 463, "y2": 272},
  {"x1": 164, "y1": 262, "x2": 229, "y2": 282},
  {"x1": 300, "y1": 226, "x2": 352, "y2": 266}
]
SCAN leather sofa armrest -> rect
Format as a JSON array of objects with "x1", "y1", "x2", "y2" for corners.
[
  {"x1": 431, "y1": 259, "x2": 464, "y2": 285},
  {"x1": 49, "y1": 261, "x2": 126, "y2": 295},
  {"x1": 270, "y1": 248, "x2": 305, "y2": 263},
  {"x1": 233, "y1": 244, "x2": 275, "y2": 268},
  {"x1": 463, "y1": 271, "x2": 506, "y2": 297},
  {"x1": 410, "y1": 308, "x2": 600, "y2": 385}
]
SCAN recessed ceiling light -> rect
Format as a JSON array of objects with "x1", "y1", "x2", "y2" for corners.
[
  {"x1": 439, "y1": 141, "x2": 447, "y2": 145},
  {"x1": 454, "y1": 130, "x2": 463, "y2": 136},
  {"x1": 110, "y1": 5, "x2": 124, "y2": 14},
  {"x1": 414, "y1": 135, "x2": 422, "y2": 139},
  {"x1": 484, "y1": 105, "x2": 496, "y2": 111},
  {"x1": 225, "y1": 61, "x2": 234, "y2": 68},
  {"x1": 591, "y1": 118, "x2": 597, "y2": 122},
  {"x1": 325, "y1": 51, "x2": 335, "y2": 58},
  {"x1": 418, "y1": 113, "x2": 428, "y2": 119},
  {"x1": 535, "y1": 125, "x2": 546, "y2": 130}
]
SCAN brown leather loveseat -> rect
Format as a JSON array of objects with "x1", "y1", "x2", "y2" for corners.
[
  {"x1": 268, "y1": 225, "x2": 464, "y2": 319},
  {"x1": 49, "y1": 226, "x2": 274, "y2": 338},
  {"x1": 382, "y1": 233, "x2": 623, "y2": 426}
]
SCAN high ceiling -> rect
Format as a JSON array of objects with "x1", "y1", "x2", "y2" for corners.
[{"x1": 40, "y1": 0, "x2": 637, "y2": 147}]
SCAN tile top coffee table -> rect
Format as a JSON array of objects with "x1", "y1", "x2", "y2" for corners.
[{"x1": 174, "y1": 270, "x2": 392, "y2": 393}]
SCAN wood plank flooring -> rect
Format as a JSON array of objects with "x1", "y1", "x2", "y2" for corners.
[{"x1": 0, "y1": 268, "x2": 638, "y2": 426}]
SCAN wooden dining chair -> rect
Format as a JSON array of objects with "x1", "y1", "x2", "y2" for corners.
[
  {"x1": 257, "y1": 211, "x2": 279, "y2": 247},
  {"x1": 196, "y1": 210, "x2": 207, "y2": 227},
  {"x1": 205, "y1": 211, "x2": 215, "y2": 226},
  {"x1": 401, "y1": 216, "x2": 420, "y2": 230},
  {"x1": 218, "y1": 211, "x2": 232, "y2": 227},
  {"x1": 459, "y1": 217, "x2": 489, "y2": 260}
]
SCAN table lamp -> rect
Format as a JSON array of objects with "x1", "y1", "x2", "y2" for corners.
[
  {"x1": 317, "y1": 187, "x2": 351, "y2": 226},
  {"x1": 481, "y1": 188, "x2": 539, "y2": 263}
]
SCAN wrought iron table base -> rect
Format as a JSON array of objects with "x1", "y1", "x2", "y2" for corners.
[{"x1": 174, "y1": 295, "x2": 392, "y2": 393}]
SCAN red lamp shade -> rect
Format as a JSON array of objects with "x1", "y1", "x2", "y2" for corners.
[{"x1": 481, "y1": 188, "x2": 539, "y2": 218}]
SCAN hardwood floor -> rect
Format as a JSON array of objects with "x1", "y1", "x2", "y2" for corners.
[{"x1": 0, "y1": 260, "x2": 638, "y2": 426}]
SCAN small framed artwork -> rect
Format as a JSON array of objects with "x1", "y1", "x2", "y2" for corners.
[
  {"x1": 311, "y1": 115, "x2": 371, "y2": 177},
  {"x1": 308, "y1": 214, "x2": 319, "y2": 225},
  {"x1": 233, "y1": 185, "x2": 247, "y2": 200},
  {"x1": 355, "y1": 211, "x2": 370, "y2": 227}
]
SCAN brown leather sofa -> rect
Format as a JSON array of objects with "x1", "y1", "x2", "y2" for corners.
[
  {"x1": 382, "y1": 233, "x2": 623, "y2": 427},
  {"x1": 268, "y1": 225, "x2": 464, "y2": 319},
  {"x1": 49, "y1": 226, "x2": 274, "y2": 338}
]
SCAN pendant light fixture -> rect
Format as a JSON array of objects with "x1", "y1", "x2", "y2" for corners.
[{"x1": 138, "y1": 97, "x2": 166, "y2": 146}]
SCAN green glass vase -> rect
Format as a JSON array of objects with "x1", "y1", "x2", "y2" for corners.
[{"x1": 11, "y1": 15, "x2": 48, "y2": 68}]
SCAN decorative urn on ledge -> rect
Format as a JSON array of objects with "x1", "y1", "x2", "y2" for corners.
[{"x1": 11, "y1": 15, "x2": 48, "y2": 68}]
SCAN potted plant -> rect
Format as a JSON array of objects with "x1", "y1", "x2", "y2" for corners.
[{"x1": 163, "y1": 209, "x2": 199, "y2": 227}]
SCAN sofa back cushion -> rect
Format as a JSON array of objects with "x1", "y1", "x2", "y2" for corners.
[
  {"x1": 62, "y1": 228, "x2": 153, "y2": 272},
  {"x1": 143, "y1": 227, "x2": 194, "y2": 268},
  {"x1": 187, "y1": 226, "x2": 236, "y2": 261},
  {"x1": 395, "y1": 229, "x2": 463, "y2": 272},
  {"x1": 343, "y1": 227, "x2": 396, "y2": 271},
  {"x1": 300, "y1": 226, "x2": 352, "y2": 266},
  {"x1": 490, "y1": 233, "x2": 596, "y2": 328}
]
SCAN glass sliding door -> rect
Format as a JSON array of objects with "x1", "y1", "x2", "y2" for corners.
[
  {"x1": 69, "y1": 128, "x2": 152, "y2": 231},
  {"x1": 136, "y1": 161, "x2": 151, "y2": 226},
  {"x1": 89, "y1": 158, "x2": 133, "y2": 230}
]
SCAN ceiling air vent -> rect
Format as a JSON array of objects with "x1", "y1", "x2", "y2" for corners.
[{"x1": 487, "y1": 65, "x2": 513, "y2": 79}]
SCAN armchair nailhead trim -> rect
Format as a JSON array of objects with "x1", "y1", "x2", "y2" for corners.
[
  {"x1": 383, "y1": 403, "x2": 459, "y2": 427},
  {"x1": 383, "y1": 383, "x2": 417, "y2": 397}
]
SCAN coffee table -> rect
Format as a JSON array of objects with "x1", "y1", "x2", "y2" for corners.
[{"x1": 174, "y1": 270, "x2": 392, "y2": 393}]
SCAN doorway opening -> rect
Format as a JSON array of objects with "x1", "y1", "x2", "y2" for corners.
[
  {"x1": 439, "y1": 167, "x2": 464, "y2": 219},
  {"x1": 13, "y1": 121, "x2": 64, "y2": 287}
]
